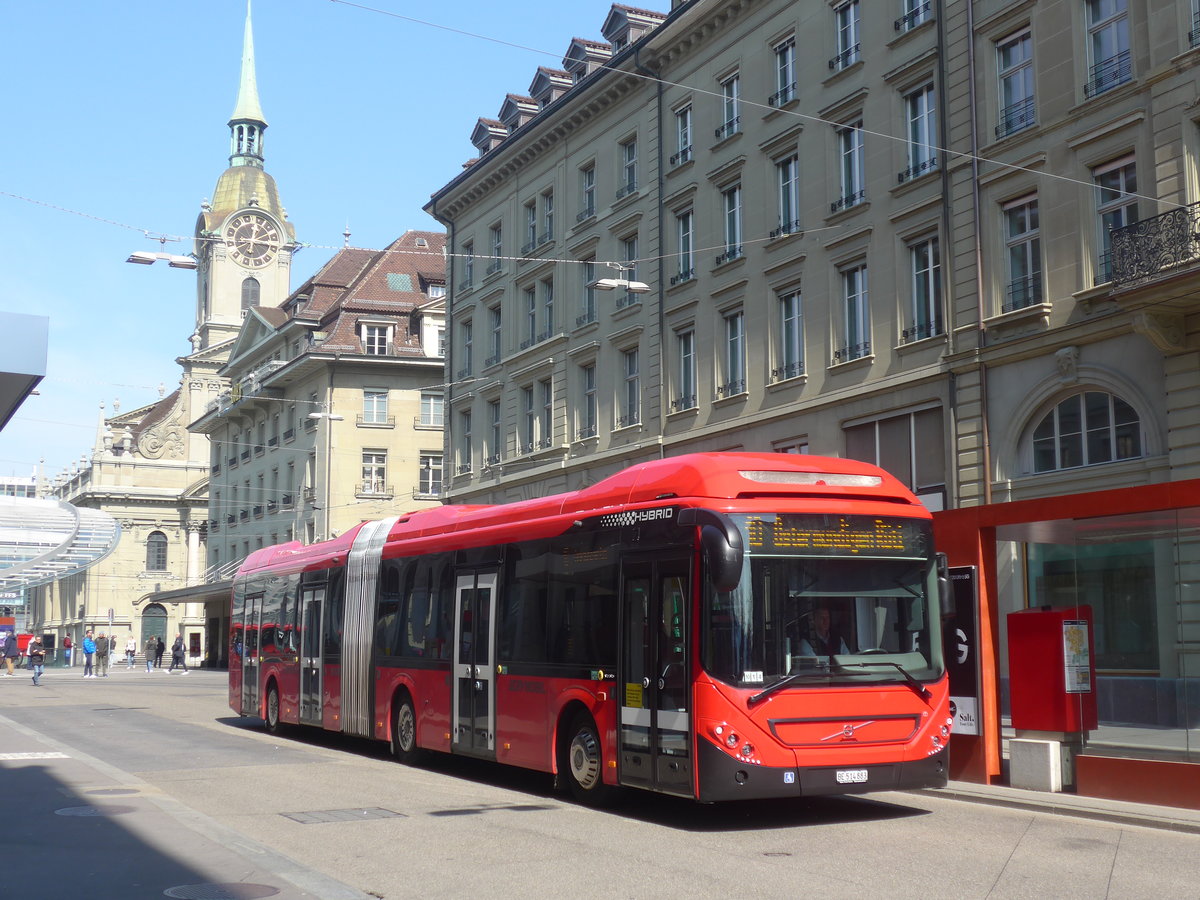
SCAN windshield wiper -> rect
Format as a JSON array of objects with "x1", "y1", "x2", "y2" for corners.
[
  {"x1": 747, "y1": 670, "x2": 830, "y2": 706},
  {"x1": 833, "y1": 661, "x2": 932, "y2": 701}
]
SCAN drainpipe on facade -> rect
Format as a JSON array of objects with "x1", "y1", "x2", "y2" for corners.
[
  {"x1": 634, "y1": 46, "x2": 666, "y2": 461},
  {"x1": 429, "y1": 195, "x2": 454, "y2": 505},
  {"x1": 934, "y1": 0, "x2": 959, "y2": 509},
  {"x1": 965, "y1": 0, "x2": 992, "y2": 506}
]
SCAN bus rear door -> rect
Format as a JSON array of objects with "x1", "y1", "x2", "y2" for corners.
[
  {"x1": 453, "y1": 570, "x2": 498, "y2": 758},
  {"x1": 619, "y1": 556, "x2": 693, "y2": 797},
  {"x1": 299, "y1": 584, "x2": 325, "y2": 726},
  {"x1": 241, "y1": 592, "x2": 263, "y2": 715}
]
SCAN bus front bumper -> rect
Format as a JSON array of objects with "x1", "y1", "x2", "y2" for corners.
[{"x1": 697, "y1": 739, "x2": 949, "y2": 803}]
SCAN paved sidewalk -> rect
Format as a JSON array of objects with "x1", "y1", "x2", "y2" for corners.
[{"x1": 920, "y1": 780, "x2": 1200, "y2": 835}]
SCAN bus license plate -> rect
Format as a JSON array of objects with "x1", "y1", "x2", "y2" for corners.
[{"x1": 836, "y1": 768, "x2": 868, "y2": 784}]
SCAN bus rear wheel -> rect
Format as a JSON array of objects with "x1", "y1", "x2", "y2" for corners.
[
  {"x1": 562, "y1": 713, "x2": 612, "y2": 804},
  {"x1": 264, "y1": 683, "x2": 282, "y2": 735},
  {"x1": 391, "y1": 694, "x2": 424, "y2": 765}
]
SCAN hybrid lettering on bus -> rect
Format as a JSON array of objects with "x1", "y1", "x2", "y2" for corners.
[{"x1": 229, "y1": 453, "x2": 951, "y2": 803}]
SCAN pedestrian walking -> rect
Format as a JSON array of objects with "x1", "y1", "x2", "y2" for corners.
[
  {"x1": 28, "y1": 636, "x2": 45, "y2": 685},
  {"x1": 82, "y1": 630, "x2": 96, "y2": 678},
  {"x1": 154, "y1": 636, "x2": 166, "y2": 670},
  {"x1": 125, "y1": 633, "x2": 137, "y2": 669},
  {"x1": 144, "y1": 635, "x2": 157, "y2": 672},
  {"x1": 95, "y1": 632, "x2": 111, "y2": 677},
  {"x1": 62, "y1": 634, "x2": 72, "y2": 667},
  {"x1": 168, "y1": 633, "x2": 188, "y2": 674},
  {"x1": 2, "y1": 631, "x2": 16, "y2": 676}
]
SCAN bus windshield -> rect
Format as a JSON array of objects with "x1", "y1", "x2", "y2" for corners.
[{"x1": 701, "y1": 513, "x2": 944, "y2": 689}]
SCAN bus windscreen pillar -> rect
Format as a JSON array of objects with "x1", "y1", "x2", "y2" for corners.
[{"x1": 1006, "y1": 606, "x2": 1097, "y2": 792}]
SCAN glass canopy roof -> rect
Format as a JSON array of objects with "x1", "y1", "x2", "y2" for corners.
[{"x1": 0, "y1": 497, "x2": 121, "y2": 592}]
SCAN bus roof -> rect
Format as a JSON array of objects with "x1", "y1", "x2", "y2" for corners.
[{"x1": 237, "y1": 453, "x2": 923, "y2": 576}]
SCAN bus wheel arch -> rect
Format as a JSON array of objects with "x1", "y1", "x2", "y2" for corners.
[
  {"x1": 264, "y1": 679, "x2": 283, "y2": 735},
  {"x1": 390, "y1": 687, "x2": 424, "y2": 765},
  {"x1": 558, "y1": 706, "x2": 613, "y2": 804}
]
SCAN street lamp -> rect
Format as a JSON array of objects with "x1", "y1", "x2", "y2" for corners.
[
  {"x1": 587, "y1": 261, "x2": 650, "y2": 293},
  {"x1": 126, "y1": 236, "x2": 198, "y2": 269}
]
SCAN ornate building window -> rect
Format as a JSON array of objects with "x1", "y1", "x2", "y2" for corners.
[
  {"x1": 1031, "y1": 391, "x2": 1141, "y2": 472},
  {"x1": 146, "y1": 531, "x2": 168, "y2": 572}
]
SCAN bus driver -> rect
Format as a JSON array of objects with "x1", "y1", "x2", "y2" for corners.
[{"x1": 798, "y1": 604, "x2": 850, "y2": 657}]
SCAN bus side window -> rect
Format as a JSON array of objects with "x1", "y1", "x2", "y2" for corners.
[
  {"x1": 375, "y1": 559, "x2": 404, "y2": 657},
  {"x1": 324, "y1": 568, "x2": 345, "y2": 658}
]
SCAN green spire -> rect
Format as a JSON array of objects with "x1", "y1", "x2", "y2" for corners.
[
  {"x1": 228, "y1": 0, "x2": 267, "y2": 167},
  {"x1": 230, "y1": 0, "x2": 266, "y2": 126}
]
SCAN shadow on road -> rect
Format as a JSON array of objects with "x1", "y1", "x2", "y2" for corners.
[{"x1": 215, "y1": 715, "x2": 931, "y2": 832}]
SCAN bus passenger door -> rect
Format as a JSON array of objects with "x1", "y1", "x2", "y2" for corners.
[
  {"x1": 299, "y1": 585, "x2": 325, "y2": 726},
  {"x1": 619, "y1": 557, "x2": 692, "y2": 797},
  {"x1": 453, "y1": 570, "x2": 498, "y2": 757},
  {"x1": 241, "y1": 592, "x2": 263, "y2": 715}
]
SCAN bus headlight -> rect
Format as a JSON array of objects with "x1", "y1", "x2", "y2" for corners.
[
  {"x1": 741, "y1": 743, "x2": 754, "y2": 758},
  {"x1": 726, "y1": 732, "x2": 739, "y2": 748}
]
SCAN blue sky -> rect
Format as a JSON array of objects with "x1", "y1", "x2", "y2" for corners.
[{"x1": 0, "y1": 0, "x2": 636, "y2": 479}]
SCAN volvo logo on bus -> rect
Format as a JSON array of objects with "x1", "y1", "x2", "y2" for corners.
[
  {"x1": 822, "y1": 720, "x2": 876, "y2": 742},
  {"x1": 599, "y1": 507, "x2": 676, "y2": 528}
]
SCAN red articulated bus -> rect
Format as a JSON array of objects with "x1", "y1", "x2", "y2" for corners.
[{"x1": 229, "y1": 452, "x2": 951, "y2": 803}]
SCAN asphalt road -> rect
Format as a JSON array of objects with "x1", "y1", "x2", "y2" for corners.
[{"x1": 3, "y1": 666, "x2": 1199, "y2": 900}]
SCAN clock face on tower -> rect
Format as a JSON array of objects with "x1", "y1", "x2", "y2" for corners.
[{"x1": 224, "y1": 212, "x2": 281, "y2": 268}]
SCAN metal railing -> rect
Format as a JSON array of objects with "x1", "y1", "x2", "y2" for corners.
[
  {"x1": 895, "y1": 1, "x2": 931, "y2": 32},
  {"x1": 715, "y1": 246, "x2": 744, "y2": 266},
  {"x1": 996, "y1": 96, "x2": 1035, "y2": 139},
  {"x1": 1110, "y1": 201, "x2": 1200, "y2": 288},
  {"x1": 828, "y1": 44, "x2": 860, "y2": 72},
  {"x1": 897, "y1": 156, "x2": 939, "y2": 184},
  {"x1": 715, "y1": 116, "x2": 741, "y2": 140},
  {"x1": 1002, "y1": 275, "x2": 1043, "y2": 312},
  {"x1": 830, "y1": 190, "x2": 865, "y2": 214},
  {"x1": 768, "y1": 83, "x2": 796, "y2": 107},
  {"x1": 1084, "y1": 49, "x2": 1132, "y2": 99},
  {"x1": 833, "y1": 341, "x2": 871, "y2": 363},
  {"x1": 716, "y1": 379, "x2": 746, "y2": 398},
  {"x1": 669, "y1": 146, "x2": 693, "y2": 166},
  {"x1": 771, "y1": 361, "x2": 804, "y2": 382}
]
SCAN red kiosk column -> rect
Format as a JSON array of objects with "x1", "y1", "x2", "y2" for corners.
[{"x1": 1006, "y1": 605, "x2": 1097, "y2": 791}]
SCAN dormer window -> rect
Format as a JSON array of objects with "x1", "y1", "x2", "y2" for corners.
[
  {"x1": 428, "y1": 284, "x2": 446, "y2": 299},
  {"x1": 360, "y1": 322, "x2": 393, "y2": 356}
]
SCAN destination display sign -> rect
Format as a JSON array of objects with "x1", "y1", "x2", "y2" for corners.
[{"x1": 738, "y1": 514, "x2": 930, "y2": 557}]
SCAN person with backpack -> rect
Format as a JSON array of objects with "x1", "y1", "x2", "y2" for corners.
[
  {"x1": 144, "y1": 635, "x2": 157, "y2": 672},
  {"x1": 28, "y1": 636, "x2": 45, "y2": 686},
  {"x1": 168, "y1": 633, "x2": 188, "y2": 674}
]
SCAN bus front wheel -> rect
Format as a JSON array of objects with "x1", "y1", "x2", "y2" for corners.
[
  {"x1": 391, "y1": 693, "x2": 424, "y2": 765},
  {"x1": 562, "y1": 713, "x2": 613, "y2": 804},
  {"x1": 264, "y1": 683, "x2": 282, "y2": 735}
]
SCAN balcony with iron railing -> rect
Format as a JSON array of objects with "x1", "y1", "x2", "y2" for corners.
[
  {"x1": 576, "y1": 309, "x2": 597, "y2": 327},
  {"x1": 1110, "y1": 201, "x2": 1200, "y2": 290},
  {"x1": 486, "y1": 258, "x2": 503, "y2": 276},
  {"x1": 670, "y1": 394, "x2": 697, "y2": 413},
  {"x1": 770, "y1": 219, "x2": 802, "y2": 240},
  {"x1": 356, "y1": 414, "x2": 396, "y2": 428},
  {"x1": 576, "y1": 423, "x2": 598, "y2": 441},
  {"x1": 670, "y1": 146, "x2": 693, "y2": 167},
  {"x1": 615, "y1": 180, "x2": 637, "y2": 201},
  {"x1": 894, "y1": 1, "x2": 931, "y2": 32},
  {"x1": 714, "y1": 116, "x2": 741, "y2": 141},
  {"x1": 615, "y1": 413, "x2": 641, "y2": 429},
  {"x1": 1191, "y1": 11, "x2": 1200, "y2": 48},
  {"x1": 1002, "y1": 275, "x2": 1043, "y2": 312},
  {"x1": 771, "y1": 361, "x2": 804, "y2": 382},
  {"x1": 828, "y1": 44, "x2": 860, "y2": 72},
  {"x1": 670, "y1": 267, "x2": 695, "y2": 286},
  {"x1": 768, "y1": 82, "x2": 796, "y2": 107},
  {"x1": 901, "y1": 322, "x2": 942, "y2": 344},
  {"x1": 830, "y1": 190, "x2": 865, "y2": 215},
  {"x1": 996, "y1": 96, "x2": 1036, "y2": 139},
  {"x1": 357, "y1": 481, "x2": 393, "y2": 498},
  {"x1": 715, "y1": 246, "x2": 744, "y2": 267},
  {"x1": 576, "y1": 204, "x2": 596, "y2": 223},
  {"x1": 833, "y1": 342, "x2": 871, "y2": 364},
  {"x1": 715, "y1": 378, "x2": 746, "y2": 398},
  {"x1": 897, "y1": 155, "x2": 939, "y2": 184},
  {"x1": 1084, "y1": 49, "x2": 1132, "y2": 99}
]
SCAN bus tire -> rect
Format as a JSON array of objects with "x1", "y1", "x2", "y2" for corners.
[
  {"x1": 264, "y1": 682, "x2": 283, "y2": 735},
  {"x1": 391, "y1": 693, "x2": 425, "y2": 765},
  {"x1": 562, "y1": 712, "x2": 613, "y2": 805}
]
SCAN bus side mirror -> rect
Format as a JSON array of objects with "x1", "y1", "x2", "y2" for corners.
[
  {"x1": 936, "y1": 552, "x2": 953, "y2": 617},
  {"x1": 678, "y1": 508, "x2": 744, "y2": 593}
]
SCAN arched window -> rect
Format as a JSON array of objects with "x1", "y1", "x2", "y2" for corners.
[
  {"x1": 1032, "y1": 391, "x2": 1141, "y2": 472},
  {"x1": 146, "y1": 531, "x2": 168, "y2": 571},
  {"x1": 241, "y1": 277, "x2": 261, "y2": 310}
]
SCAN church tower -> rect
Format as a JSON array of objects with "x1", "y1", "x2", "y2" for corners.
[{"x1": 193, "y1": 0, "x2": 296, "y2": 353}]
